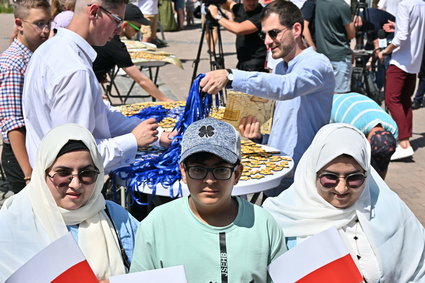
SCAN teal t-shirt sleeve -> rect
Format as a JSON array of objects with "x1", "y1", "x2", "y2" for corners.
[{"x1": 129, "y1": 215, "x2": 158, "y2": 272}]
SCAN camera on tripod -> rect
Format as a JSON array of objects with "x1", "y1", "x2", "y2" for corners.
[
  {"x1": 356, "y1": 0, "x2": 367, "y2": 10},
  {"x1": 191, "y1": 0, "x2": 227, "y2": 84},
  {"x1": 354, "y1": 0, "x2": 369, "y2": 50}
]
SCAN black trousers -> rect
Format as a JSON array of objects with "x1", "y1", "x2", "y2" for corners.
[{"x1": 1, "y1": 143, "x2": 25, "y2": 193}]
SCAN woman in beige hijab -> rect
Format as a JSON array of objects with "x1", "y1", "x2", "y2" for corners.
[
  {"x1": 263, "y1": 123, "x2": 425, "y2": 282},
  {"x1": 0, "y1": 123, "x2": 139, "y2": 281}
]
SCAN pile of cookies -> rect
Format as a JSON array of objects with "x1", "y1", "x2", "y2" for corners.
[{"x1": 240, "y1": 140, "x2": 291, "y2": 181}]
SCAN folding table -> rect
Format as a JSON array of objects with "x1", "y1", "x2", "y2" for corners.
[{"x1": 102, "y1": 60, "x2": 169, "y2": 106}]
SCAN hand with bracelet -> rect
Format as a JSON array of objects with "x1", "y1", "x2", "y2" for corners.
[
  {"x1": 378, "y1": 44, "x2": 397, "y2": 63},
  {"x1": 207, "y1": 5, "x2": 221, "y2": 21},
  {"x1": 378, "y1": 20, "x2": 397, "y2": 63}
]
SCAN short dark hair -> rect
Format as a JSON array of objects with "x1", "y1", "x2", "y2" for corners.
[
  {"x1": 57, "y1": 140, "x2": 89, "y2": 158},
  {"x1": 260, "y1": 0, "x2": 304, "y2": 32},
  {"x1": 14, "y1": 0, "x2": 50, "y2": 19}
]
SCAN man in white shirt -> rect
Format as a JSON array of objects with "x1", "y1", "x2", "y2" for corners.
[
  {"x1": 22, "y1": 0, "x2": 172, "y2": 173},
  {"x1": 378, "y1": 0, "x2": 425, "y2": 160}
]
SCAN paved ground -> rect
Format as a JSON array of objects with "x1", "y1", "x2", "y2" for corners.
[{"x1": 1, "y1": 14, "x2": 424, "y2": 224}]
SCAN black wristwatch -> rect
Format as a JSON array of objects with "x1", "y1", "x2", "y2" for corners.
[{"x1": 226, "y1": 69, "x2": 233, "y2": 88}]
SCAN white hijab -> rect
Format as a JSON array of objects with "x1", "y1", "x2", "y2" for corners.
[
  {"x1": 263, "y1": 123, "x2": 425, "y2": 281},
  {"x1": 0, "y1": 124, "x2": 125, "y2": 281}
]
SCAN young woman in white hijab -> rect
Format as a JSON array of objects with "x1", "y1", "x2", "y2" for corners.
[
  {"x1": 263, "y1": 123, "x2": 425, "y2": 282},
  {"x1": 0, "y1": 123, "x2": 139, "y2": 281}
]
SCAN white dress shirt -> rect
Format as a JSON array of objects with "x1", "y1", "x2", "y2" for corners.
[
  {"x1": 342, "y1": 218, "x2": 381, "y2": 283},
  {"x1": 390, "y1": 0, "x2": 425, "y2": 74},
  {"x1": 378, "y1": 0, "x2": 401, "y2": 17},
  {"x1": 22, "y1": 28, "x2": 140, "y2": 173}
]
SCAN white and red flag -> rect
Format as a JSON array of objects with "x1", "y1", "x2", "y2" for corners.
[
  {"x1": 6, "y1": 233, "x2": 97, "y2": 283},
  {"x1": 269, "y1": 227, "x2": 363, "y2": 283}
]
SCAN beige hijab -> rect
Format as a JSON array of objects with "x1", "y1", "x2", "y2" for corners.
[
  {"x1": 263, "y1": 123, "x2": 425, "y2": 281},
  {"x1": 0, "y1": 124, "x2": 125, "y2": 280}
]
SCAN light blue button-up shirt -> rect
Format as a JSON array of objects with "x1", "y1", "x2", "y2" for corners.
[{"x1": 232, "y1": 47, "x2": 335, "y2": 168}]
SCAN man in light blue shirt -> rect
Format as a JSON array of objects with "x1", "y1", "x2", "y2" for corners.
[
  {"x1": 200, "y1": 0, "x2": 335, "y2": 196},
  {"x1": 331, "y1": 92, "x2": 397, "y2": 179}
]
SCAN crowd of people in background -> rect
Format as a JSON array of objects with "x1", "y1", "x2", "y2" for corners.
[{"x1": 0, "y1": 0, "x2": 425, "y2": 281}]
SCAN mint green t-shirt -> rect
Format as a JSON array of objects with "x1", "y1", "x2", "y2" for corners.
[{"x1": 130, "y1": 196, "x2": 286, "y2": 283}]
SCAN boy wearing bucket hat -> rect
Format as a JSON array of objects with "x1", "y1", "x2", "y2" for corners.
[{"x1": 130, "y1": 117, "x2": 285, "y2": 282}]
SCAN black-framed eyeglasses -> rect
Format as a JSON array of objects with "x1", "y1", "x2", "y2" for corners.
[
  {"x1": 47, "y1": 169, "x2": 100, "y2": 188},
  {"x1": 88, "y1": 4, "x2": 124, "y2": 26},
  {"x1": 22, "y1": 20, "x2": 51, "y2": 31},
  {"x1": 259, "y1": 28, "x2": 288, "y2": 41},
  {"x1": 185, "y1": 165, "x2": 237, "y2": 180},
  {"x1": 318, "y1": 172, "x2": 366, "y2": 189}
]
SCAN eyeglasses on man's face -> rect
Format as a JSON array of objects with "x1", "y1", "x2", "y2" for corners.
[
  {"x1": 22, "y1": 20, "x2": 51, "y2": 31},
  {"x1": 184, "y1": 165, "x2": 237, "y2": 180},
  {"x1": 317, "y1": 172, "x2": 366, "y2": 189},
  {"x1": 47, "y1": 169, "x2": 100, "y2": 188},
  {"x1": 259, "y1": 28, "x2": 289, "y2": 41},
  {"x1": 87, "y1": 4, "x2": 124, "y2": 27}
]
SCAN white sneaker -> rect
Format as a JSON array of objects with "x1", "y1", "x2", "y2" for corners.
[{"x1": 390, "y1": 145, "x2": 414, "y2": 161}]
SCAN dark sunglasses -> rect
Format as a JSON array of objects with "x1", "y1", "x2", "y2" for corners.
[
  {"x1": 47, "y1": 169, "x2": 100, "y2": 188},
  {"x1": 318, "y1": 172, "x2": 366, "y2": 189},
  {"x1": 259, "y1": 28, "x2": 288, "y2": 41},
  {"x1": 184, "y1": 165, "x2": 237, "y2": 180}
]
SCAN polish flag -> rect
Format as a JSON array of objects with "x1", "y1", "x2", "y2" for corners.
[
  {"x1": 269, "y1": 227, "x2": 363, "y2": 283},
  {"x1": 6, "y1": 233, "x2": 98, "y2": 283}
]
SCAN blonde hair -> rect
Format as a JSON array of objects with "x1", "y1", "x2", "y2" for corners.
[{"x1": 13, "y1": 0, "x2": 50, "y2": 19}]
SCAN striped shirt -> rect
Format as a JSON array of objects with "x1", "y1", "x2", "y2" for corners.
[
  {"x1": 331, "y1": 93, "x2": 398, "y2": 139},
  {"x1": 0, "y1": 39, "x2": 32, "y2": 143}
]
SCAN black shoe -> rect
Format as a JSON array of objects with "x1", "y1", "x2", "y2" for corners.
[
  {"x1": 151, "y1": 38, "x2": 168, "y2": 48},
  {"x1": 412, "y1": 101, "x2": 422, "y2": 110}
]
